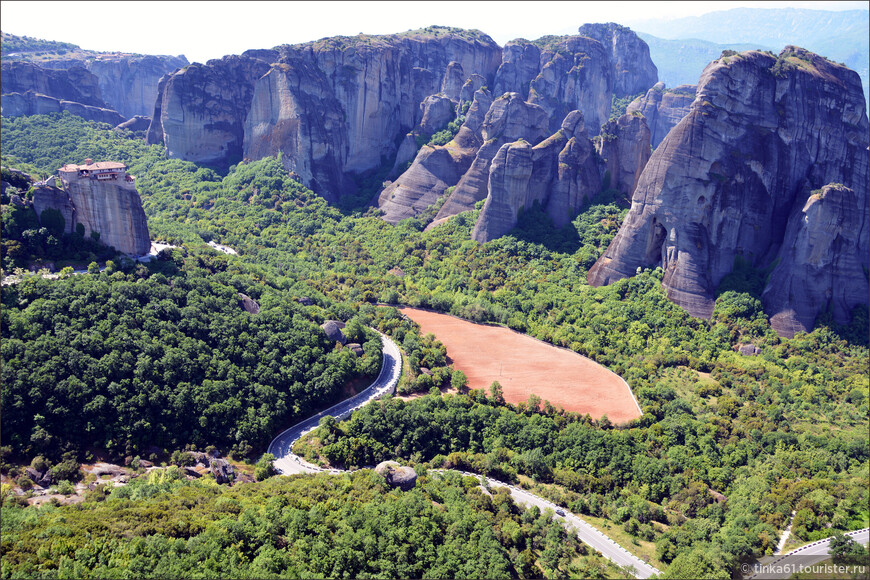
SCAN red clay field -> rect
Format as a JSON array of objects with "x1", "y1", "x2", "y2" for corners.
[{"x1": 398, "y1": 307, "x2": 642, "y2": 424}]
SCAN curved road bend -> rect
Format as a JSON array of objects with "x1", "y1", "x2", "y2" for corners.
[
  {"x1": 268, "y1": 329, "x2": 402, "y2": 475},
  {"x1": 267, "y1": 329, "x2": 661, "y2": 579},
  {"x1": 747, "y1": 528, "x2": 869, "y2": 579}
]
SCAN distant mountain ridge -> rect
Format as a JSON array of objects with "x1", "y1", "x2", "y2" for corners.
[{"x1": 627, "y1": 7, "x2": 869, "y2": 100}]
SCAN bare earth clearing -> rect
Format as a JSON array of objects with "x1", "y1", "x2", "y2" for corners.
[{"x1": 398, "y1": 307, "x2": 642, "y2": 424}]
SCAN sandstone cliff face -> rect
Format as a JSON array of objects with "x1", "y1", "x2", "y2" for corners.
[
  {"x1": 33, "y1": 184, "x2": 75, "y2": 235},
  {"x1": 60, "y1": 176, "x2": 151, "y2": 255},
  {"x1": 626, "y1": 82, "x2": 696, "y2": 147},
  {"x1": 151, "y1": 29, "x2": 501, "y2": 197},
  {"x1": 588, "y1": 47, "x2": 869, "y2": 333},
  {"x1": 86, "y1": 55, "x2": 188, "y2": 118},
  {"x1": 433, "y1": 93, "x2": 550, "y2": 222},
  {"x1": 492, "y1": 25, "x2": 657, "y2": 135},
  {"x1": 243, "y1": 57, "x2": 352, "y2": 202},
  {"x1": 1, "y1": 62, "x2": 106, "y2": 108},
  {"x1": 763, "y1": 184, "x2": 869, "y2": 337},
  {"x1": 377, "y1": 88, "x2": 492, "y2": 223},
  {"x1": 147, "y1": 55, "x2": 272, "y2": 169},
  {"x1": 577, "y1": 23, "x2": 659, "y2": 98},
  {"x1": 597, "y1": 112, "x2": 651, "y2": 200},
  {"x1": 471, "y1": 111, "x2": 602, "y2": 242},
  {"x1": 1, "y1": 91, "x2": 126, "y2": 125}
]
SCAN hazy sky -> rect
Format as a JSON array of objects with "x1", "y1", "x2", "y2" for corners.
[{"x1": 2, "y1": 1, "x2": 867, "y2": 64}]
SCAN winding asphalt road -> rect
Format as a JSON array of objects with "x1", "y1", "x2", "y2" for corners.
[
  {"x1": 266, "y1": 329, "x2": 661, "y2": 578},
  {"x1": 746, "y1": 528, "x2": 869, "y2": 579}
]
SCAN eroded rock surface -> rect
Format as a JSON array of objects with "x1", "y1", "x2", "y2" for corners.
[
  {"x1": 1, "y1": 91, "x2": 125, "y2": 125},
  {"x1": 597, "y1": 112, "x2": 651, "y2": 200},
  {"x1": 471, "y1": 111, "x2": 602, "y2": 242},
  {"x1": 375, "y1": 461, "x2": 417, "y2": 491},
  {"x1": 626, "y1": 82, "x2": 696, "y2": 147},
  {"x1": 1, "y1": 61, "x2": 106, "y2": 107},
  {"x1": 763, "y1": 184, "x2": 869, "y2": 337},
  {"x1": 588, "y1": 47, "x2": 869, "y2": 333}
]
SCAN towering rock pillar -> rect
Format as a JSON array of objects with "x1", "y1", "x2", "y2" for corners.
[{"x1": 57, "y1": 161, "x2": 151, "y2": 255}]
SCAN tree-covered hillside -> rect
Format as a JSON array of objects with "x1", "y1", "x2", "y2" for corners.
[
  {"x1": 2, "y1": 469, "x2": 624, "y2": 579},
  {"x1": 2, "y1": 112, "x2": 867, "y2": 579}
]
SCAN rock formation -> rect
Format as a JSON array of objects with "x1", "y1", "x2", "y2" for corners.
[
  {"x1": 576, "y1": 23, "x2": 659, "y2": 98},
  {"x1": 56, "y1": 161, "x2": 151, "y2": 255},
  {"x1": 471, "y1": 111, "x2": 602, "y2": 242},
  {"x1": 596, "y1": 112, "x2": 652, "y2": 200},
  {"x1": 374, "y1": 460, "x2": 417, "y2": 491},
  {"x1": 115, "y1": 116, "x2": 152, "y2": 132},
  {"x1": 150, "y1": 28, "x2": 502, "y2": 196},
  {"x1": 32, "y1": 184, "x2": 75, "y2": 234},
  {"x1": 147, "y1": 54, "x2": 272, "y2": 169},
  {"x1": 84, "y1": 54, "x2": 188, "y2": 118},
  {"x1": 763, "y1": 184, "x2": 869, "y2": 337},
  {"x1": 433, "y1": 93, "x2": 550, "y2": 222},
  {"x1": 1, "y1": 91, "x2": 126, "y2": 125},
  {"x1": 238, "y1": 293, "x2": 260, "y2": 315},
  {"x1": 626, "y1": 82, "x2": 696, "y2": 147},
  {"x1": 321, "y1": 320, "x2": 347, "y2": 345},
  {"x1": 377, "y1": 88, "x2": 493, "y2": 223},
  {"x1": 588, "y1": 47, "x2": 869, "y2": 334},
  {"x1": 1, "y1": 61, "x2": 107, "y2": 108},
  {"x1": 493, "y1": 24, "x2": 658, "y2": 135}
]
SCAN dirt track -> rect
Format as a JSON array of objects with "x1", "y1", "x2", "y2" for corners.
[{"x1": 398, "y1": 307, "x2": 642, "y2": 424}]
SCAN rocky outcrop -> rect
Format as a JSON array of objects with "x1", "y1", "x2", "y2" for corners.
[
  {"x1": 321, "y1": 320, "x2": 347, "y2": 345},
  {"x1": 150, "y1": 28, "x2": 501, "y2": 198},
  {"x1": 597, "y1": 112, "x2": 651, "y2": 200},
  {"x1": 1, "y1": 91, "x2": 126, "y2": 125},
  {"x1": 242, "y1": 57, "x2": 352, "y2": 201},
  {"x1": 763, "y1": 184, "x2": 869, "y2": 337},
  {"x1": 440, "y1": 61, "x2": 465, "y2": 101},
  {"x1": 59, "y1": 168, "x2": 151, "y2": 255},
  {"x1": 493, "y1": 41, "x2": 541, "y2": 101},
  {"x1": 588, "y1": 47, "x2": 869, "y2": 333},
  {"x1": 147, "y1": 55, "x2": 272, "y2": 169},
  {"x1": 493, "y1": 25, "x2": 657, "y2": 135},
  {"x1": 433, "y1": 93, "x2": 550, "y2": 221},
  {"x1": 1, "y1": 61, "x2": 106, "y2": 108},
  {"x1": 33, "y1": 184, "x2": 75, "y2": 234},
  {"x1": 238, "y1": 293, "x2": 260, "y2": 315},
  {"x1": 85, "y1": 54, "x2": 188, "y2": 118},
  {"x1": 374, "y1": 460, "x2": 417, "y2": 491},
  {"x1": 418, "y1": 95, "x2": 456, "y2": 135},
  {"x1": 377, "y1": 88, "x2": 492, "y2": 223},
  {"x1": 626, "y1": 82, "x2": 696, "y2": 147},
  {"x1": 577, "y1": 23, "x2": 659, "y2": 98},
  {"x1": 471, "y1": 111, "x2": 602, "y2": 242},
  {"x1": 115, "y1": 115, "x2": 152, "y2": 132}
]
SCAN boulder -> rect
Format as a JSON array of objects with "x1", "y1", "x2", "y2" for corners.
[
  {"x1": 321, "y1": 320, "x2": 347, "y2": 345},
  {"x1": 238, "y1": 293, "x2": 260, "y2": 314},
  {"x1": 209, "y1": 458, "x2": 235, "y2": 484},
  {"x1": 374, "y1": 460, "x2": 417, "y2": 491},
  {"x1": 115, "y1": 116, "x2": 152, "y2": 132}
]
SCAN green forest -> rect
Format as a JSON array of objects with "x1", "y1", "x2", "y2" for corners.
[{"x1": 1, "y1": 112, "x2": 868, "y2": 579}]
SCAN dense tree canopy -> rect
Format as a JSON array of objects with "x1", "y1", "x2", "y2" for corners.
[{"x1": 1, "y1": 112, "x2": 867, "y2": 579}]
